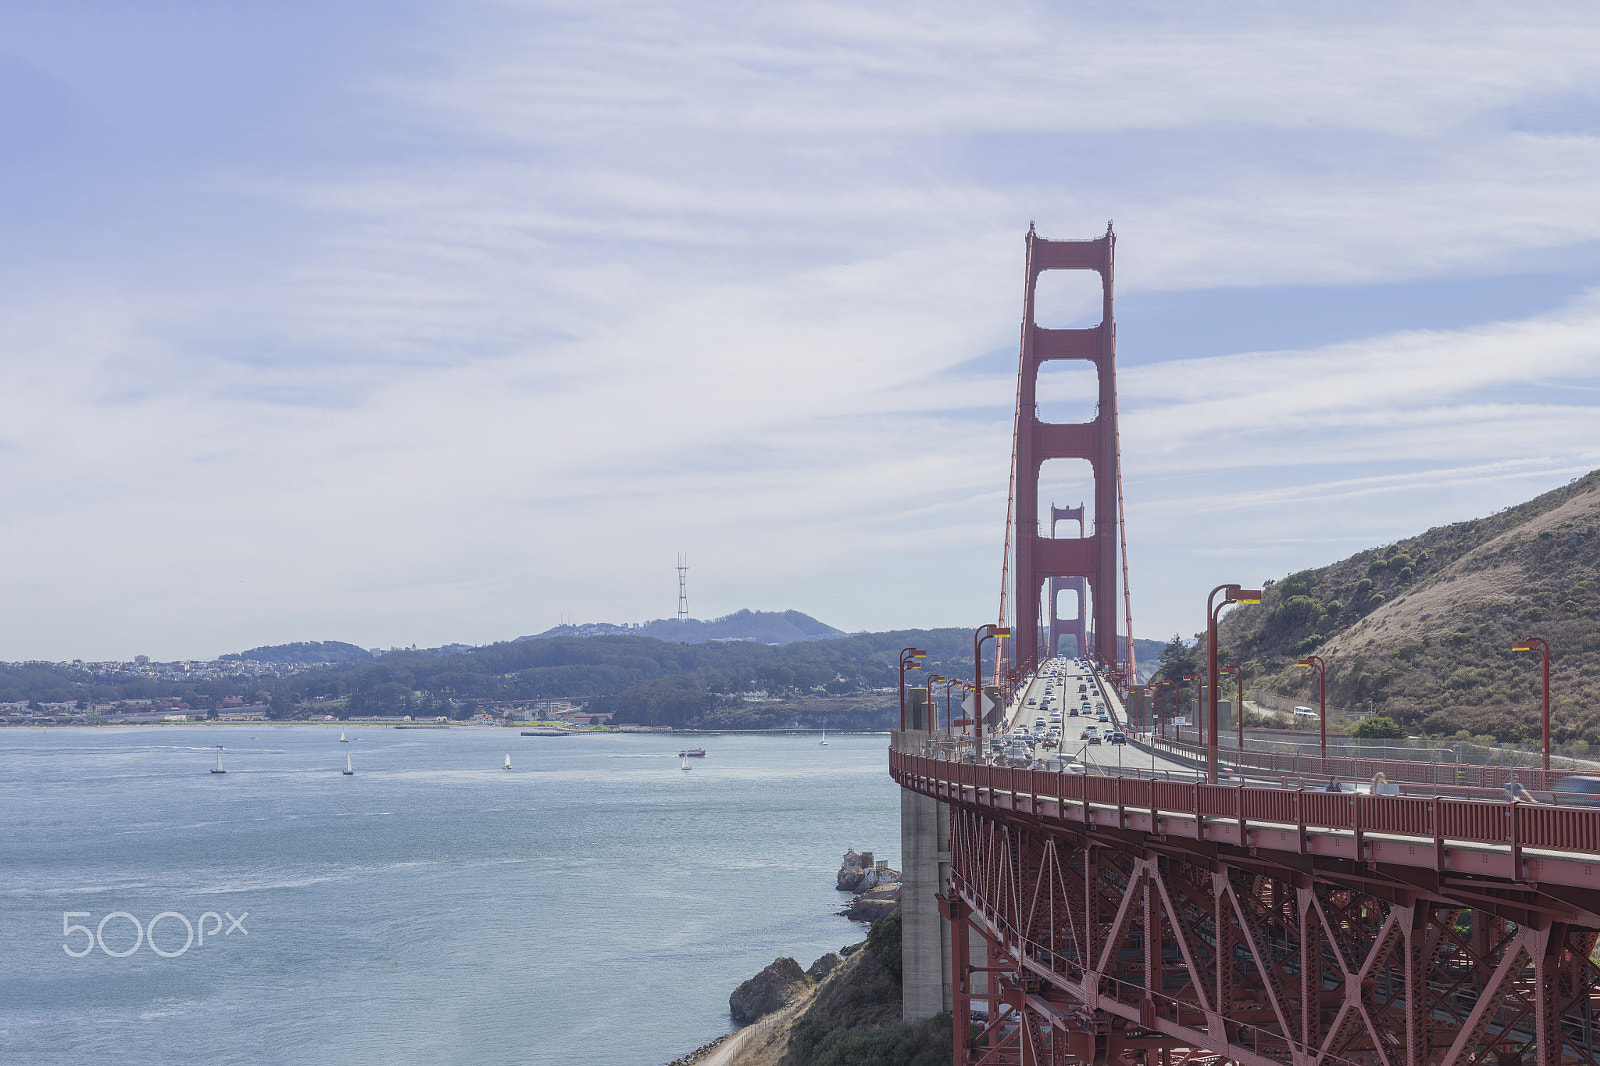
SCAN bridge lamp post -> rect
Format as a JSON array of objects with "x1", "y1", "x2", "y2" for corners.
[
  {"x1": 898, "y1": 648, "x2": 926, "y2": 732},
  {"x1": 940, "y1": 677, "x2": 961, "y2": 735},
  {"x1": 1223, "y1": 665, "x2": 1245, "y2": 752},
  {"x1": 1511, "y1": 637, "x2": 1551, "y2": 772},
  {"x1": 1295, "y1": 655, "x2": 1328, "y2": 761},
  {"x1": 1206, "y1": 585, "x2": 1262, "y2": 783},
  {"x1": 1180, "y1": 674, "x2": 1198, "y2": 745},
  {"x1": 1157, "y1": 679, "x2": 1172, "y2": 740},
  {"x1": 973, "y1": 625, "x2": 1011, "y2": 752},
  {"x1": 923, "y1": 674, "x2": 942, "y2": 735}
]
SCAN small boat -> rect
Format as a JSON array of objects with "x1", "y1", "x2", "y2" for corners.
[
  {"x1": 503, "y1": 753, "x2": 512, "y2": 771},
  {"x1": 819, "y1": 730, "x2": 828, "y2": 746},
  {"x1": 210, "y1": 750, "x2": 226, "y2": 774},
  {"x1": 340, "y1": 729, "x2": 348, "y2": 743},
  {"x1": 678, "y1": 748, "x2": 706, "y2": 758},
  {"x1": 342, "y1": 753, "x2": 355, "y2": 776},
  {"x1": 681, "y1": 757, "x2": 690, "y2": 770}
]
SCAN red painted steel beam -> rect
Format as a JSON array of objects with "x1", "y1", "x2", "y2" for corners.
[{"x1": 923, "y1": 782, "x2": 1600, "y2": 1066}]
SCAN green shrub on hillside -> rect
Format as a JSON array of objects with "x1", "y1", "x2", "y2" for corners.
[
  {"x1": 1278, "y1": 596, "x2": 1323, "y2": 627},
  {"x1": 867, "y1": 911, "x2": 902, "y2": 980},
  {"x1": 1353, "y1": 716, "x2": 1405, "y2": 739},
  {"x1": 1279, "y1": 569, "x2": 1319, "y2": 598},
  {"x1": 788, "y1": 1015, "x2": 951, "y2": 1066}
]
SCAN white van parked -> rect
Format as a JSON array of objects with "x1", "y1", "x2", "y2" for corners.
[{"x1": 1292, "y1": 706, "x2": 1319, "y2": 721}]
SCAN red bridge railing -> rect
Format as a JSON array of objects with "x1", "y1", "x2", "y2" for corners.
[
  {"x1": 1147, "y1": 734, "x2": 1571, "y2": 791},
  {"x1": 890, "y1": 749, "x2": 1600, "y2": 872}
]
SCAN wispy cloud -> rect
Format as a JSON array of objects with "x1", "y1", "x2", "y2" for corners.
[{"x1": 1, "y1": 3, "x2": 1599, "y2": 657}]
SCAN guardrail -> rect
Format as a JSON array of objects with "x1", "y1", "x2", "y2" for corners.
[
  {"x1": 890, "y1": 749, "x2": 1600, "y2": 870},
  {"x1": 1147, "y1": 735, "x2": 1574, "y2": 791}
]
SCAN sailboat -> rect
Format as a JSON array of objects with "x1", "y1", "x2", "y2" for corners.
[
  {"x1": 340, "y1": 729, "x2": 348, "y2": 743},
  {"x1": 504, "y1": 753, "x2": 512, "y2": 771},
  {"x1": 819, "y1": 729, "x2": 828, "y2": 746},
  {"x1": 342, "y1": 753, "x2": 355, "y2": 776},
  {"x1": 211, "y1": 749, "x2": 226, "y2": 774},
  {"x1": 681, "y1": 757, "x2": 690, "y2": 770}
]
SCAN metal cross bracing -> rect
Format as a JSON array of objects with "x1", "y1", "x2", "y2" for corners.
[{"x1": 891, "y1": 751, "x2": 1600, "y2": 1066}]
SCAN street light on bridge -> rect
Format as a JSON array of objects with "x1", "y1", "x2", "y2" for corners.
[
  {"x1": 1223, "y1": 664, "x2": 1245, "y2": 752},
  {"x1": 937, "y1": 677, "x2": 961, "y2": 735},
  {"x1": 898, "y1": 647, "x2": 926, "y2": 732},
  {"x1": 973, "y1": 625, "x2": 1010, "y2": 751},
  {"x1": 1180, "y1": 675, "x2": 1197, "y2": 744},
  {"x1": 1511, "y1": 637, "x2": 1552, "y2": 772},
  {"x1": 1295, "y1": 654, "x2": 1328, "y2": 760},
  {"x1": 1207, "y1": 584, "x2": 1262, "y2": 783},
  {"x1": 1157, "y1": 679, "x2": 1173, "y2": 740},
  {"x1": 923, "y1": 673, "x2": 942, "y2": 734}
]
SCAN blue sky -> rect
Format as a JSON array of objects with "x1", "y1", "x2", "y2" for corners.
[{"x1": 1, "y1": 2, "x2": 1598, "y2": 661}]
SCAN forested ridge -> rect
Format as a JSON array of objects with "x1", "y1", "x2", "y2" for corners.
[{"x1": 2, "y1": 628, "x2": 982, "y2": 727}]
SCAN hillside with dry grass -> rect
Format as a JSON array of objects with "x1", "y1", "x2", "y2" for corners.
[{"x1": 1216, "y1": 469, "x2": 1600, "y2": 744}]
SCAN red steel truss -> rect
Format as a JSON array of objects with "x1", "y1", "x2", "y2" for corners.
[
  {"x1": 892, "y1": 751, "x2": 1600, "y2": 1066},
  {"x1": 1013, "y1": 225, "x2": 1120, "y2": 674}
]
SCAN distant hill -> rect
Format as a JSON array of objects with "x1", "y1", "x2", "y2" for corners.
[
  {"x1": 1218, "y1": 470, "x2": 1600, "y2": 743},
  {"x1": 219, "y1": 641, "x2": 374, "y2": 664},
  {"x1": 519, "y1": 609, "x2": 845, "y2": 647}
]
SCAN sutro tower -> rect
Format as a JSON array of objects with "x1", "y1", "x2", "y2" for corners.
[{"x1": 676, "y1": 553, "x2": 689, "y2": 623}]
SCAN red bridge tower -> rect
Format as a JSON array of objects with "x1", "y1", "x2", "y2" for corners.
[
  {"x1": 1046, "y1": 504, "x2": 1088, "y2": 660},
  {"x1": 1012, "y1": 224, "x2": 1120, "y2": 673}
]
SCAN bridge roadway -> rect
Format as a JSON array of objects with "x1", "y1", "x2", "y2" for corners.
[{"x1": 893, "y1": 663, "x2": 1600, "y2": 1066}]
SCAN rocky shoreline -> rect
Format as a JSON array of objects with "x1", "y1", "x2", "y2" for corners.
[
  {"x1": 659, "y1": 849, "x2": 910, "y2": 1066},
  {"x1": 662, "y1": 1034, "x2": 731, "y2": 1066},
  {"x1": 659, "y1": 845, "x2": 908, "y2": 1062}
]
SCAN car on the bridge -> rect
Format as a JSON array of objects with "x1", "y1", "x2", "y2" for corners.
[
  {"x1": 1551, "y1": 776, "x2": 1600, "y2": 807},
  {"x1": 1109, "y1": 731, "x2": 1126, "y2": 744}
]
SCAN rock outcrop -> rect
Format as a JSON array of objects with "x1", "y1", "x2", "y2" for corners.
[
  {"x1": 841, "y1": 882, "x2": 901, "y2": 922},
  {"x1": 729, "y1": 956, "x2": 812, "y2": 1024},
  {"x1": 806, "y1": 952, "x2": 842, "y2": 981}
]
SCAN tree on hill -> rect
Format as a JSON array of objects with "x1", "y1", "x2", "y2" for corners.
[{"x1": 1152, "y1": 635, "x2": 1200, "y2": 683}]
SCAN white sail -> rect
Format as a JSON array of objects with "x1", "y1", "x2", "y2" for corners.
[
  {"x1": 344, "y1": 753, "x2": 354, "y2": 775},
  {"x1": 504, "y1": 753, "x2": 512, "y2": 770}
]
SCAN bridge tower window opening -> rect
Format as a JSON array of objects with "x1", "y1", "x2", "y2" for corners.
[
  {"x1": 1033, "y1": 359, "x2": 1101, "y2": 426},
  {"x1": 1029, "y1": 266, "x2": 1105, "y2": 330}
]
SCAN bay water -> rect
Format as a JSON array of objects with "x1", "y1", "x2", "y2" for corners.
[{"x1": 0, "y1": 726, "x2": 900, "y2": 1065}]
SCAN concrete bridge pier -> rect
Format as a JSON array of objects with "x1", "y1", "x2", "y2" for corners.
[{"x1": 892, "y1": 729, "x2": 952, "y2": 1022}]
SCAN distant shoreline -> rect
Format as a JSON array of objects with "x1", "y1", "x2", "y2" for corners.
[{"x1": 2, "y1": 721, "x2": 890, "y2": 735}]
